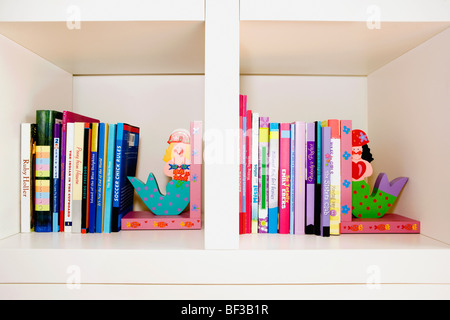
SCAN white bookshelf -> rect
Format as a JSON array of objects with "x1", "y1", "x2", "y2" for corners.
[{"x1": 0, "y1": 0, "x2": 449, "y2": 299}]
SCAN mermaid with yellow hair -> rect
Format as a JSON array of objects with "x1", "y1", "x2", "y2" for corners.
[{"x1": 128, "y1": 129, "x2": 191, "y2": 215}]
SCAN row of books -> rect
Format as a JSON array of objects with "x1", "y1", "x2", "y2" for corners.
[
  {"x1": 20, "y1": 110, "x2": 140, "y2": 233},
  {"x1": 239, "y1": 94, "x2": 353, "y2": 236}
]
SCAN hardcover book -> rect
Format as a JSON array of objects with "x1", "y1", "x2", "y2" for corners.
[
  {"x1": 328, "y1": 119, "x2": 341, "y2": 235},
  {"x1": 35, "y1": 110, "x2": 62, "y2": 232},
  {"x1": 71, "y1": 122, "x2": 85, "y2": 233},
  {"x1": 20, "y1": 123, "x2": 36, "y2": 233},
  {"x1": 289, "y1": 124, "x2": 295, "y2": 234},
  {"x1": 278, "y1": 123, "x2": 291, "y2": 234},
  {"x1": 294, "y1": 121, "x2": 305, "y2": 235},
  {"x1": 52, "y1": 122, "x2": 61, "y2": 232},
  {"x1": 246, "y1": 109, "x2": 252, "y2": 234},
  {"x1": 305, "y1": 122, "x2": 316, "y2": 234},
  {"x1": 251, "y1": 113, "x2": 260, "y2": 233},
  {"x1": 81, "y1": 123, "x2": 92, "y2": 233},
  {"x1": 96, "y1": 123, "x2": 109, "y2": 233},
  {"x1": 64, "y1": 123, "x2": 75, "y2": 232},
  {"x1": 268, "y1": 123, "x2": 279, "y2": 234},
  {"x1": 111, "y1": 123, "x2": 140, "y2": 232},
  {"x1": 88, "y1": 123, "x2": 99, "y2": 233}
]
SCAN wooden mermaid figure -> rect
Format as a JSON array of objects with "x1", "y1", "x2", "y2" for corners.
[
  {"x1": 351, "y1": 129, "x2": 408, "y2": 218},
  {"x1": 128, "y1": 129, "x2": 191, "y2": 215}
]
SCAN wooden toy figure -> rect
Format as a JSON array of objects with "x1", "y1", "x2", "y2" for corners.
[
  {"x1": 128, "y1": 129, "x2": 191, "y2": 215},
  {"x1": 352, "y1": 129, "x2": 408, "y2": 218}
]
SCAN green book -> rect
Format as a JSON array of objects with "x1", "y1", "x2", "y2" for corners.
[{"x1": 35, "y1": 110, "x2": 63, "y2": 232}]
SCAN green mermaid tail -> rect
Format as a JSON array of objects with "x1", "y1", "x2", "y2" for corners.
[
  {"x1": 352, "y1": 173, "x2": 408, "y2": 218},
  {"x1": 128, "y1": 173, "x2": 190, "y2": 215}
]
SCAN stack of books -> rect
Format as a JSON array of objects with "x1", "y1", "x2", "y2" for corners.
[
  {"x1": 239, "y1": 95, "x2": 353, "y2": 237},
  {"x1": 20, "y1": 110, "x2": 140, "y2": 233}
]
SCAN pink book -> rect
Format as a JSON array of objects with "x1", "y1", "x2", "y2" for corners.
[
  {"x1": 239, "y1": 95, "x2": 243, "y2": 234},
  {"x1": 279, "y1": 123, "x2": 291, "y2": 234},
  {"x1": 340, "y1": 120, "x2": 352, "y2": 223},
  {"x1": 246, "y1": 109, "x2": 252, "y2": 233},
  {"x1": 294, "y1": 121, "x2": 306, "y2": 234},
  {"x1": 60, "y1": 111, "x2": 99, "y2": 232}
]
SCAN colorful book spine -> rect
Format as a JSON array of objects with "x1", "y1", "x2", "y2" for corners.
[
  {"x1": 278, "y1": 123, "x2": 291, "y2": 234},
  {"x1": 246, "y1": 109, "x2": 252, "y2": 233},
  {"x1": 52, "y1": 122, "x2": 61, "y2": 232},
  {"x1": 314, "y1": 121, "x2": 322, "y2": 236},
  {"x1": 258, "y1": 117, "x2": 269, "y2": 233},
  {"x1": 88, "y1": 123, "x2": 99, "y2": 233},
  {"x1": 103, "y1": 124, "x2": 116, "y2": 233},
  {"x1": 239, "y1": 95, "x2": 243, "y2": 234},
  {"x1": 289, "y1": 124, "x2": 295, "y2": 234},
  {"x1": 268, "y1": 123, "x2": 279, "y2": 234},
  {"x1": 321, "y1": 126, "x2": 331, "y2": 237},
  {"x1": 294, "y1": 121, "x2": 305, "y2": 235},
  {"x1": 64, "y1": 123, "x2": 75, "y2": 232},
  {"x1": 96, "y1": 123, "x2": 108, "y2": 233},
  {"x1": 328, "y1": 119, "x2": 341, "y2": 235},
  {"x1": 20, "y1": 123, "x2": 36, "y2": 233},
  {"x1": 111, "y1": 123, "x2": 139, "y2": 232},
  {"x1": 242, "y1": 96, "x2": 247, "y2": 233},
  {"x1": 72, "y1": 122, "x2": 85, "y2": 233},
  {"x1": 81, "y1": 123, "x2": 92, "y2": 233},
  {"x1": 305, "y1": 122, "x2": 316, "y2": 234},
  {"x1": 340, "y1": 120, "x2": 353, "y2": 223},
  {"x1": 35, "y1": 110, "x2": 62, "y2": 232},
  {"x1": 251, "y1": 113, "x2": 259, "y2": 233},
  {"x1": 60, "y1": 111, "x2": 99, "y2": 232}
]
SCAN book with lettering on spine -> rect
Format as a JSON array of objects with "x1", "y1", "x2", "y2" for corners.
[
  {"x1": 246, "y1": 109, "x2": 252, "y2": 234},
  {"x1": 88, "y1": 123, "x2": 99, "y2": 233},
  {"x1": 64, "y1": 123, "x2": 75, "y2": 232},
  {"x1": 268, "y1": 123, "x2": 279, "y2": 234},
  {"x1": 96, "y1": 123, "x2": 108, "y2": 233},
  {"x1": 305, "y1": 122, "x2": 315, "y2": 234},
  {"x1": 258, "y1": 117, "x2": 269, "y2": 233},
  {"x1": 103, "y1": 124, "x2": 117, "y2": 233},
  {"x1": 294, "y1": 121, "x2": 305, "y2": 235},
  {"x1": 289, "y1": 124, "x2": 295, "y2": 234},
  {"x1": 241, "y1": 96, "x2": 247, "y2": 233},
  {"x1": 71, "y1": 122, "x2": 85, "y2": 233},
  {"x1": 328, "y1": 119, "x2": 341, "y2": 235},
  {"x1": 111, "y1": 123, "x2": 139, "y2": 232},
  {"x1": 340, "y1": 120, "x2": 353, "y2": 224},
  {"x1": 21, "y1": 123, "x2": 36, "y2": 232},
  {"x1": 321, "y1": 125, "x2": 331, "y2": 237},
  {"x1": 60, "y1": 111, "x2": 99, "y2": 232},
  {"x1": 278, "y1": 123, "x2": 291, "y2": 234},
  {"x1": 251, "y1": 113, "x2": 259, "y2": 233},
  {"x1": 35, "y1": 110, "x2": 62, "y2": 232}
]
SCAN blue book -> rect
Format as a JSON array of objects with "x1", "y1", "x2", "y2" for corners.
[
  {"x1": 88, "y1": 123, "x2": 99, "y2": 233},
  {"x1": 96, "y1": 123, "x2": 108, "y2": 233},
  {"x1": 321, "y1": 126, "x2": 331, "y2": 237},
  {"x1": 52, "y1": 122, "x2": 61, "y2": 232},
  {"x1": 111, "y1": 123, "x2": 140, "y2": 232},
  {"x1": 268, "y1": 123, "x2": 279, "y2": 233},
  {"x1": 103, "y1": 124, "x2": 116, "y2": 233},
  {"x1": 289, "y1": 124, "x2": 295, "y2": 234}
]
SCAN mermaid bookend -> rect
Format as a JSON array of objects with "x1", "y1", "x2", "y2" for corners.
[
  {"x1": 128, "y1": 129, "x2": 191, "y2": 215},
  {"x1": 351, "y1": 129, "x2": 408, "y2": 219}
]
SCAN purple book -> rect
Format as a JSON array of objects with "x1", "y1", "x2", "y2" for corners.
[
  {"x1": 305, "y1": 123, "x2": 316, "y2": 234},
  {"x1": 321, "y1": 126, "x2": 331, "y2": 237}
]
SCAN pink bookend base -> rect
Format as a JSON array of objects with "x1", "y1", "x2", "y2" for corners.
[
  {"x1": 121, "y1": 210, "x2": 201, "y2": 230},
  {"x1": 341, "y1": 213, "x2": 420, "y2": 234}
]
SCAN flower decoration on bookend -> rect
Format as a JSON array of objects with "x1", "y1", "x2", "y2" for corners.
[
  {"x1": 128, "y1": 129, "x2": 191, "y2": 215},
  {"x1": 351, "y1": 129, "x2": 408, "y2": 218}
]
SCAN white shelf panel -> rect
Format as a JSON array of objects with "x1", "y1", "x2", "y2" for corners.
[
  {"x1": 0, "y1": 0, "x2": 204, "y2": 22},
  {"x1": 240, "y1": 0, "x2": 450, "y2": 22},
  {"x1": 0, "y1": 21, "x2": 205, "y2": 75},
  {"x1": 0, "y1": 232, "x2": 448, "y2": 285},
  {"x1": 240, "y1": 21, "x2": 450, "y2": 75}
]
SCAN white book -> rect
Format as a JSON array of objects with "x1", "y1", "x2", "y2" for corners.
[
  {"x1": 64, "y1": 123, "x2": 75, "y2": 232},
  {"x1": 251, "y1": 113, "x2": 259, "y2": 233},
  {"x1": 71, "y1": 122, "x2": 85, "y2": 233},
  {"x1": 20, "y1": 123, "x2": 33, "y2": 232}
]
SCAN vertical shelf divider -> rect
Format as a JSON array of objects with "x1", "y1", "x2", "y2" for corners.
[{"x1": 204, "y1": 0, "x2": 240, "y2": 249}]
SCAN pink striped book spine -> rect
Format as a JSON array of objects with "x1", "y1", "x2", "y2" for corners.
[
  {"x1": 279, "y1": 123, "x2": 291, "y2": 234},
  {"x1": 340, "y1": 120, "x2": 352, "y2": 223}
]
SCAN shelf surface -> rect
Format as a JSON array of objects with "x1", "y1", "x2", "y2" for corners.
[
  {"x1": 0, "y1": 21, "x2": 205, "y2": 75},
  {"x1": 0, "y1": 232, "x2": 448, "y2": 285},
  {"x1": 240, "y1": 21, "x2": 450, "y2": 75}
]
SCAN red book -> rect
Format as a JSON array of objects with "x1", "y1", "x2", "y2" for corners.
[{"x1": 239, "y1": 95, "x2": 243, "y2": 234}]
